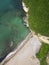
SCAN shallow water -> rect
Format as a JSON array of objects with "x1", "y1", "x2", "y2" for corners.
[{"x1": 0, "y1": 0, "x2": 29, "y2": 62}]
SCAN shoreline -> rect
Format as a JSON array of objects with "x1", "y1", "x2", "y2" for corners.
[
  {"x1": 0, "y1": 2, "x2": 30, "y2": 65},
  {"x1": 0, "y1": 1, "x2": 42, "y2": 65},
  {"x1": 22, "y1": 2, "x2": 29, "y2": 27},
  {"x1": 0, "y1": 33, "x2": 32, "y2": 65}
]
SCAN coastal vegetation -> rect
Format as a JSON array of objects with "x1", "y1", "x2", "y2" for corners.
[
  {"x1": 36, "y1": 43, "x2": 49, "y2": 65},
  {"x1": 23, "y1": 0, "x2": 49, "y2": 65},
  {"x1": 23, "y1": 0, "x2": 49, "y2": 36}
]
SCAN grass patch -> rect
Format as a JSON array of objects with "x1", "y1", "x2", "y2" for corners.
[
  {"x1": 23, "y1": 0, "x2": 49, "y2": 36},
  {"x1": 36, "y1": 43, "x2": 49, "y2": 65},
  {"x1": 23, "y1": 0, "x2": 49, "y2": 64}
]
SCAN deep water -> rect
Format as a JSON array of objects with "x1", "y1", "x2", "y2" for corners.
[{"x1": 0, "y1": 0, "x2": 29, "y2": 62}]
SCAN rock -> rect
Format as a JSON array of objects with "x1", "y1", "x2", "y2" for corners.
[{"x1": 22, "y1": 2, "x2": 29, "y2": 13}]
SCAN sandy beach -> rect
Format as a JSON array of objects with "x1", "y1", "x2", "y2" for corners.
[{"x1": 1, "y1": 32, "x2": 41, "y2": 65}]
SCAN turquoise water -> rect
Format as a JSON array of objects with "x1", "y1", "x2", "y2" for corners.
[{"x1": 0, "y1": 0, "x2": 29, "y2": 61}]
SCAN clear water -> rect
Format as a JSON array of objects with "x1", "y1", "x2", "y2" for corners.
[{"x1": 0, "y1": 0, "x2": 29, "y2": 62}]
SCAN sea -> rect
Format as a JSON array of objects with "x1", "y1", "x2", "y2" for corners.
[{"x1": 0, "y1": 0, "x2": 29, "y2": 62}]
